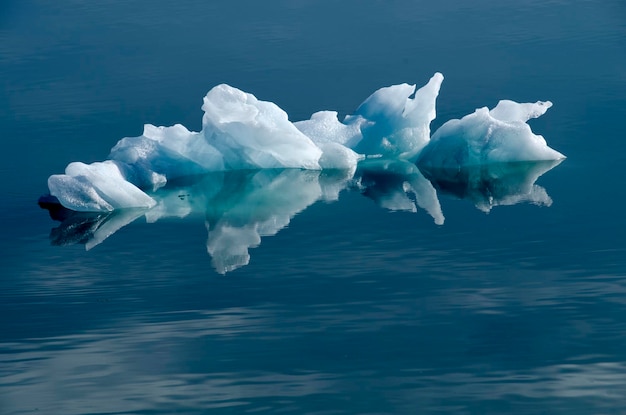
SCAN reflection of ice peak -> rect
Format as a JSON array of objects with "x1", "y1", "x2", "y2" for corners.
[
  {"x1": 203, "y1": 170, "x2": 324, "y2": 274},
  {"x1": 206, "y1": 222, "x2": 258, "y2": 274},
  {"x1": 357, "y1": 159, "x2": 445, "y2": 225}
]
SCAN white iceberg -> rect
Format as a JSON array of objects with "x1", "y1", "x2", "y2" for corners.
[
  {"x1": 349, "y1": 72, "x2": 444, "y2": 159},
  {"x1": 44, "y1": 73, "x2": 564, "y2": 212},
  {"x1": 109, "y1": 124, "x2": 224, "y2": 190},
  {"x1": 201, "y1": 84, "x2": 323, "y2": 170},
  {"x1": 294, "y1": 110, "x2": 363, "y2": 148},
  {"x1": 47, "y1": 161, "x2": 157, "y2": 212},
  {"x1": 417, "y1": 100, "x2": 565, "y2": 169},
  {"x1": 293, "y1": 72, "x2": 443, "y2": 161}
]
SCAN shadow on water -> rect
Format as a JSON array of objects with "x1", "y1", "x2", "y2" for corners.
[{"x1": 39, "y1": 160, "x2": 562, "y2": 274}]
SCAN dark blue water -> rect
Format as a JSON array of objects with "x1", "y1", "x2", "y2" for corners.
[{"x1": 2, "y1": 1, "x2": 626, "y2": 413}]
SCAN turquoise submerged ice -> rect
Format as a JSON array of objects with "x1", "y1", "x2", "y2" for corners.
[{"x1": 47, "y1": 73, "x2": 565, "y2": 212}]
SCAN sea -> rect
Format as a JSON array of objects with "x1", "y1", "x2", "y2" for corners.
[{"x1": 1, "y1": 1, "x2": 626, "y2": 413}]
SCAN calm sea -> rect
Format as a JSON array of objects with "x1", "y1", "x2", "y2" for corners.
[{"x1": 1, "y1": 1, "x2": 626, "y2": 413}]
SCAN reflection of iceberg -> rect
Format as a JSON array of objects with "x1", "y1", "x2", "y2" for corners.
[
  {"x1": 39, "y1": 195, "x2": 146, "y2": 249},
  {"x1": 41, "y1": 170, "x2": 355, "y2": 274},
  {"x1": 142, "y1": 169, "x2": 357, "y2": 273},
  {"x1": 357, "y1": 159, "x2": 445, "y2": 225},
  {"x1": 40, "y1": 159, "x2": 561, "y2": 273},
  {"x1": 43, "y1": 73, "x2": 564, "y2": 212},
  {"x1": 419, "y1": 160, "x2": 562, "y2": 213},
  {"x1": 202, "y1": 169, "x2": 346, "y2": 273}
]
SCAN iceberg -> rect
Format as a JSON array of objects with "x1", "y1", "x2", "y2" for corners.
[
  {"x1": 417, "y1": 100, "x2": 564, "y2": 169},
  {"x1": 43, "y1": 73, "x2": 564, "y2": 212},
  {"x1": 349, "y1": 72, "x2": 444, "y2": 159},
  {"x1": 109, "y1": 124, "x2": 224, "y2": 190},
  {"x1": 201, "y1": 84, "x2": 323, "y2": 170},
  {"x1": 47, "y1": 161, "x2": 157, "y2": 212}
]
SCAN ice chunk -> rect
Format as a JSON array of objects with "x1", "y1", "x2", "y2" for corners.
[
  {"x1": 110, "y1": 124, "x2": 224, "y2": 189},
  {"x1": 48, "y1": 161, "x2": 156, "y2": 212},
  {"x1": 317, "y1": 142, "x2": 364, "y2": 172},
  {"x1": 48, "y1": 174, "x2": 115, "y2": 212},
  {"x1": 44, "y1": 74, "x2": 566, "y2": 214},
  {"x1": 489, "y1": 100, "x2": 552, "y2": 122},
  {"x1": 418, "y1": 100, "x2": 564, "y2": 169},
  {"x1": 294, "y1": 111, "x2": 363, "y2": 148},
  {"x1": 293, "y1": 73, "x2": 444, "y2": 162},
  {"x1": 292, "y1": 111, "x2": 364, "y2": 172},
  {"x1": 201, "y1": 84, "x2": 323, "y2": 170},
  {"x1": 349, "y1": 73, "x2": 443, "y2": 159}
]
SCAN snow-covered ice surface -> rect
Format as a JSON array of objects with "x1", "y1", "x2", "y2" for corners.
[{"x1": 44, "y1": 73, "x2": 564, "y2": 212}]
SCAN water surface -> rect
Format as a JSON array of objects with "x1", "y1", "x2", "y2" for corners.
[{"x1": 1, "y1": 1, "x2": 626, "y2": 414}]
